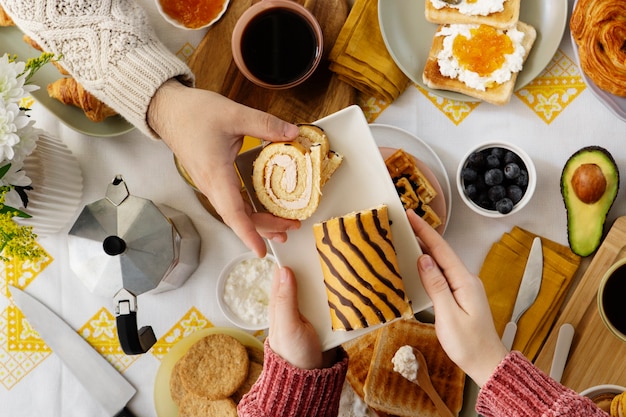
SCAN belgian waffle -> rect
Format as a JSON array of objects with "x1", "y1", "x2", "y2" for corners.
[{"x1": 385, "y1": 149, "x2": 442, "y2": 229}]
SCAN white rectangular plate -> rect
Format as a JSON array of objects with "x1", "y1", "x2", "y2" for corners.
[{"x1": 237, "y1": 105, "x2": 431, "y2": 350}]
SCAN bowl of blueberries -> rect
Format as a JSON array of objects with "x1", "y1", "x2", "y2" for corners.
[{"x1": 457, "y1": 141, "x2": 536, "y2": 217}]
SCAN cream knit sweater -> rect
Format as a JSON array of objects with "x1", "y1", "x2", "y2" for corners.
[{"x1": 1, "y1": 0, "x2": 194, "y2": 137}]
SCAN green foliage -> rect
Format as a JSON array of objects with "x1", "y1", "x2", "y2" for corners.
[{"x1": 0, "y1": 187, "x2": 43, "y2": 262}]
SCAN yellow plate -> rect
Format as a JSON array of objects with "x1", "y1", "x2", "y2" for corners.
[{"x1": 153, "y1": 327, "x2": 264, "y2": 417}]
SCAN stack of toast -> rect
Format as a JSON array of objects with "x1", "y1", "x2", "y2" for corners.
[
  {"x1": 384, "y1": 149, "x2": 442, "y2": 230},
  {"x1": 422, "y1": 0, "x2": 536, "y2": 105},
  {"x1": 343, "y1": 318, "x2": 466, "y2": 417}
]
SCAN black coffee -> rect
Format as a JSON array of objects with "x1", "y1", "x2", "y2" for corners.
[
  {"x1": 602, "y1": 264, "x2": 626, "y2": 334},
  {"x1": 240, "y1": 8, "x2": 318, "y2": 85}
]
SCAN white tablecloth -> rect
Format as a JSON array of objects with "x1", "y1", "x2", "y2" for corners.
[{"x1": 2, "y1": 0, "x2": 625, "y2": 416}]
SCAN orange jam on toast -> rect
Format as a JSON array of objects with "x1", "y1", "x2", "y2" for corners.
[{"x1": 452, "y1": 25, "x2": 514, "y2": 76}]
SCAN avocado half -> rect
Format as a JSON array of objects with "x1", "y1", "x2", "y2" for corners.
[{"x1": 561, "y1": 146, "x2": 619, "y2": 257}]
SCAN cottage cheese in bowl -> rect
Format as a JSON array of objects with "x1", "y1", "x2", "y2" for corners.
[{"x1": 217, "y1": 252, "x2": 276, "y2": 330}]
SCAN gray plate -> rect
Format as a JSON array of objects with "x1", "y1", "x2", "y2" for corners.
[
  {"x1": 378, "y1": 0, "x2": 568, "y2": 102},
  {"x1": 1, "y1": 26, "x2": 134, "y2": 137}
]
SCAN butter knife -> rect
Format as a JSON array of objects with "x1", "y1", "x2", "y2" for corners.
[
  {"x1": 501, "y1": 237, "x2": 543, "y2": 350},
  {"x1": 549, "y1": 323, "x2": 575, "y2": 383}
]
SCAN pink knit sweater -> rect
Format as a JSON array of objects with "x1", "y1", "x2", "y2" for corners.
[
  {"x1": 476, "y1": 351, "x2": 608, "y2": 417},
  {"x1": 239, "y1": 348, "x2": 606, "y2": 417},
  {"x1": 238, "y1": 340, "x2": 348, "y2": 417}
]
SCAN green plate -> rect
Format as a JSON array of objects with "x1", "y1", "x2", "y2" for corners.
[
  {"x1": 1, "y1": 26, "x2": 134, "y2": 137},
  {"x1": 378, "y1": 0, "x2": 569, "y2": 102}
]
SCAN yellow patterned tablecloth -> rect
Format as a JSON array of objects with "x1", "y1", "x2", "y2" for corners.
[{"x1": 2, "y1": 1, "x2": 626, "y2": 416}]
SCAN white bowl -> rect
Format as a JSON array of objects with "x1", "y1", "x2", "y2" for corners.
[
  {"x1": 456, "y1": 141, "x2": 536, "y2": 218},
  {"x1": 216, "y1": 252, "x2": 276, "y2": 331},
  {"x1": 580, "y1": 384, "x2": 626, "y2": 413},
  {"x1": 154, "y1": 0, "x2": 230, "y2": 30}
]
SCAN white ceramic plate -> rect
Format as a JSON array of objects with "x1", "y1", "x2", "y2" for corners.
[
  {"x1": 236, "y1": 105, "x2": 431, "y2": 351},
  {"x1": 0, "y1": 26, "x2": 134, "y2": 137},
  {"x1": 378, "y1": 0, "x2": 569, "y2": 101},
  {"x1": 370, "y1": 124, "x2": 451, "y2": 235},
  {"x1": 569, "y1": 0, "x2": 626, "y2": 121},
  {"x1": 154, "y1": 0, "x2": 230, "y2": 30},
  {"x1": 153, "y1": 327, "x2": 264, "y2": 417}
]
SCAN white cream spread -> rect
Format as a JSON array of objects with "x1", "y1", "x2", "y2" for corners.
[
  {"x1": 436, "y1": 24, "x2": 525, "y2": 91},
  {"x1": 430, "y1": 0, "x2": 505, "y2": 16},
  {"x1": 223, "y1": 256, "x2": 275, "y2": 326},
  {"x1": 338, "y1": 382, "x2": 379, "y2": 417},
  {"x1": 392, "y1": 345, "x2": 419, "y2": 382},
  {"x1": 264, "y1": 153, "x2": 313, "y2": 210}
]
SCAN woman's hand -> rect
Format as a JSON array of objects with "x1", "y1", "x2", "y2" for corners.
[
  {"x1": 407, "y1": 210, "x2": 508, "y2": 387},
  {"x1": 268, "y1": 266, "x2": 336, "y2": 369},
  {"x1": 148, "y1": 79, "x2": 301, "y2": 257}
]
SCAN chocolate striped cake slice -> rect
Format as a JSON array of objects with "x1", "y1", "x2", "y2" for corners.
[{"x1": 313, "y1": 205, "x2": 413, "y2": 331}]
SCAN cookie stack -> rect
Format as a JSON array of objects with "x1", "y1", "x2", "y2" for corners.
[
  {"x1": 422, "y1": 0, "x2": 536, "y2": 105},
  {"x1": 169, "y1": 334, "x2": 263, "y2": 417}
]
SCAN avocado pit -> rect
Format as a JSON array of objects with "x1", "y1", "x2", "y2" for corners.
[{"x1": 571, "y1": 163, "x2": 607, "y2": 204}]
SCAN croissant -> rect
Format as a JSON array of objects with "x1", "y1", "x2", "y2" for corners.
[
  {"x1": 47, "y1": 78, "x2": 118, "y2": 122},
  {"x1": 0, "y1": 5, "x2": 14, "y2": 26},
  {"x1": 22, "y1": 35, "x2": 69, "y2": 75},
  {"x1": 571, "y1": 0, "x2": 626, "y2": 97}
]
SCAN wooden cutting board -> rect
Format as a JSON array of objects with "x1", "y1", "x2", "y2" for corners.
[
  {"x1": 534, "y1": 216, "x2": 626, "y2": 392},
  {"x1": 188, "y1": 0, "x2": 356, "y2": 123}
]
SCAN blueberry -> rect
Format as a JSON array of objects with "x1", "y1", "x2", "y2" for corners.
[
  {"x1": 504, "y1": 151, "x2": 519, "y2": 165},
  {"x1": 465, "y1": 183, "x2": 478, "y2": 200},
  {"x1": 467, "y1": 151, "x2": 486, "y2": 169},
  {"x1": 507, "y1": 185, "x2": 524, "y2": 204},
  {"x1": 491, "y1": 147, "x2": 506, "y2": 160},
  {"x1": 486, "y1": 154, "x2": 500, "y2": 169},
  {"x1": 495, "y1": 198, "x2": 514, "y2": 214},
  {"x1": 488, "y1": 185, "x2": 506, "y2": 202},
  {"x1": 504, "y1": 162, "x2": 520, "y2": 180},
  {"x1": 484, "y1": 168, "x2": 503, "y2": 186},
  {"x1": 475, "y1": 192, "x2": 493, "y2": 209},
  {"x1": 461, "y1": 167, "x2": 478, "y2": 182},
  {"x1": 516, "y1": 169, "x2": 529, "y2": 188}
]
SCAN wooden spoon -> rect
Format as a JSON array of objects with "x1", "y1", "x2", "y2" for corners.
[{"x1": 410, "y1": 347, "x2": 455, "y2": 417}]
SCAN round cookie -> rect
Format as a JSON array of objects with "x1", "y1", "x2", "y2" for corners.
[
  {"x1": 169, "y1": 360, "x2": 187, "y2": 406},
  {"x1": 232, "y1": 361, "x2": 263, "y2": 404},
  {"x1": 178, "y1": 395, "x2": 238, "y2": 417},
  {"x1": 178, "y1": 334, "x2": 249, "y2": 400}
]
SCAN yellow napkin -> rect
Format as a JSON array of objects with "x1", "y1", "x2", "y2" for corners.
[
  {"x1": 479, "y1": 227, "x2": 581, "y2": 361},
  {"x1": 328, "y1": 0, "x2": 410, "y2": 102}
]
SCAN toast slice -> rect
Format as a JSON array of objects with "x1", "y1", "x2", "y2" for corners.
[
  {"x1": 425, "y1": 0, "x2": 520, "y2": 30},
  {"x1": 364, "y1": 319, "x2": 466, "y2": 417},
  {"x1": 422, "y1": 21, "x2": 536, "y2": 105},
  {"x1": 342, "y1": 329, "x2": 395, "y2": 417}
]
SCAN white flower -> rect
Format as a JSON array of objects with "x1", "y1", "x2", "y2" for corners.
[
  {"x1": 0, "y1": 100, "x2": 31, "y2": 161},
  {"x1": 10, "y1": 117, "x2": 40, "y2": 164},
  {"x1": 0, "y1": 101, "x2": 23, "y2": 161},
  {"x1": 0, "y1": 162, "x2": 31, "y2": 187},
  {"x1": 0, "y1": 54, "x2": 29, "y2": 104}
]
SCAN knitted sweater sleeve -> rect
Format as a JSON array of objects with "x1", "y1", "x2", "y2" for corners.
[
  {"x1": 0, "y1": 0, "x2": 194, "y2": 137},
  {"x1": 237, "y1": 340, "x2": 349, "y2": 417},
  {"x1": 476, "y1": 351, "x2": 608, "y2": 417}
]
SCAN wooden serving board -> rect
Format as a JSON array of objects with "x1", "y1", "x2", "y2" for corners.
[
  {"x1": 535, "y1": 216, "x2": 626, "y2": 392},
  {"x1": 188, "y1": 0, "x2": 356, "y2": 123}
]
